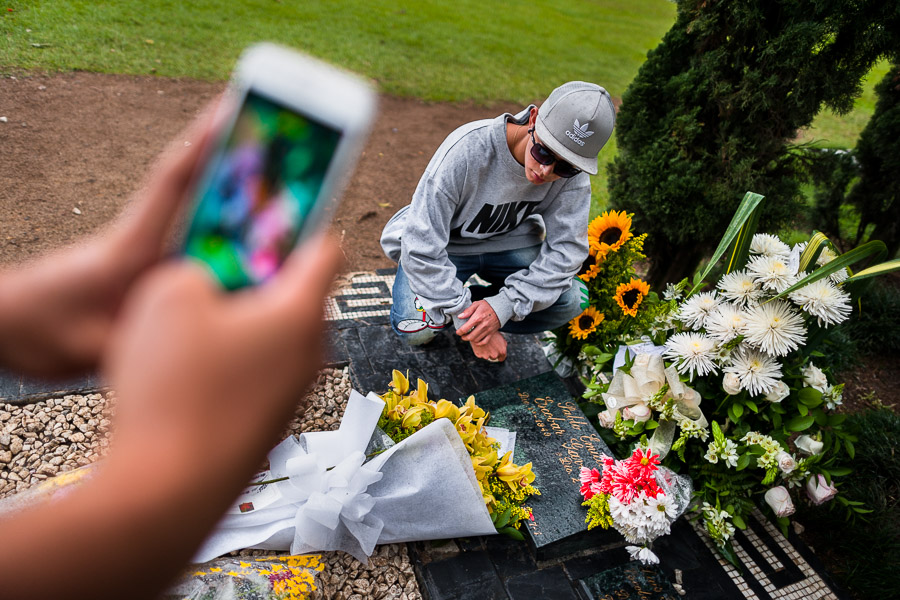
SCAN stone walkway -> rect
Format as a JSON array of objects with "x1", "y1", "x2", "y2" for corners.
[{"x1": 0, "y1": 268, "x2": 850, "y2": 600}]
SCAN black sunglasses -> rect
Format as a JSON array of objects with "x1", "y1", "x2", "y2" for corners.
[{"x1": 528, "y1": 128, "x2": 581, "y2": 178}]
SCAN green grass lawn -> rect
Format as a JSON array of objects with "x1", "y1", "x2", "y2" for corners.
[{"x1": 0, "y1": 0, "x2": 889, "y2": 215}]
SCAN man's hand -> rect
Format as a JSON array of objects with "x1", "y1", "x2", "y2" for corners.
[
  {"x1": 470, "y1": 330, "x2": 507, "y2": 362},
  {"x1": 0, "y1": 100, "x2": 226, "y2": 378},
  {"x1": 456, "y1": 299, "x2": 501, "y2": 344}
]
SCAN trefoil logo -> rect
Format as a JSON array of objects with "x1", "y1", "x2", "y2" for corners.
[{"x1": 565, "y1": 119, "x2": 594, "y2": 146}]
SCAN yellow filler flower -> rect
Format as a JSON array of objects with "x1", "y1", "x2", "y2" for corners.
[
  {"x1": 568, "y1": 306, "x2": 605, "y2": 340},
  {"x1": 588, "y1": 210, "x2": 633, "y2": 258},
  {"x1": 614, "y1": 278, "x2": 651, "y2": 317}
]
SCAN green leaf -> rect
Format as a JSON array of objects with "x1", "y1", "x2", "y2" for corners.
[
  {"x1": 798, "y1": 232, "x2": 830, "y2": 272},
  {"x1": 828, "y1": 414, "x2": 847, "y2": 427},
  {"x1": 786, "y1": 415, "x2": 815, "y2": 432},
  {"x1": 828, "y1": 467, "x2": 852, "y2": 476},
  {"x1": 745, "y1": 399, "x2": 759, "y2": 413},
  {"x1": 718, "y1": 541, "x2": 740, "y2": 569},
  {"x1": 645, "y1": 420, "x2": 659, "y2": 430},
  {"x1": 736, "y1": 453, "x2": 751, "y2": 471},
  {"x1": 798, "y1": 404, "x2": 809, "y2": 417},
  {"x1": 732, "y1": 403, "x2": 744, "y2": 419},
  {"x1": 845, "y1": 439, "x2": 855, "y2": 459},
  {"x1": 798, "y1": 387, "x2": 824, "y2": 407},
  {"x1": 732, "y1": 514, "x2": 747, "y2": 530},
  {"x1": 498, "y1": 526, "x2": 525, "y2": 541},
  {"x1": 772, "y1": 413, "x2": 782, "y2": 429},
  {"x1": 843, "y1": 257, "x2": 900, "y2": 284},
  {"x1": 690, "y1": 192, "x2": 765, "y2": 293},
  {"x1": 495, "y1": 507, "x2": 512, "y2": 529},
  {"x1": 770, "y1": 240, "x2": 888, "y2": 300},
  {"x1": 726, "y1": 201, "x2": 763, "y2": 273},
  {"x1": 813, "y1": 408, "x2": 828, "y2": 427}
]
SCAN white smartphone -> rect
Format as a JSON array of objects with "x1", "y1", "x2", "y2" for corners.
[{"x1": 182, "y1": 43, "x2": 376, "y2": 290}]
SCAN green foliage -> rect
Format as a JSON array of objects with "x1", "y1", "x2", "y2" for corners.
[
  {"x1": 845, "y1": 64, "x2": 900, "y2": 258},
  {"x1": 608, "y1": 0, "x2": 900, "y2": 287},
  {"x1": 839, "y1": 278, "x2": 900, "y2": 356},
  {"x1": 800, "y1": 409, "x2": 900, "y2": 600}
]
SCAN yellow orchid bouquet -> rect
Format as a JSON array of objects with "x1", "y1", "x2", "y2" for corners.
[{"x1": 377, "y1": 370, "x2": 540, "y2": 539}]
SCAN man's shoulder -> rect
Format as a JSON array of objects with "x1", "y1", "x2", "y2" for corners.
[{"x1": 428, "y1": 118, "x2": 498, "y2": 172}]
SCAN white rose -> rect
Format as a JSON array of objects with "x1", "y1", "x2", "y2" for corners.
[
  {"x1": 795, "y1": 434, "x2": 824, "y2": 456},
  {"x1": 764, "y1": 486, "x2": 795, "y2": 517},
  {"x1": 806, "y1": 474, "x2": 838, "y2": 505},
  {"x1": 722, "y1": 372, "x2": 742, "y2": 395},
  {"x1": 776, "y1": 451, "x2": 796, "y2": 474},
  {"x1": 597, "y1": 409, "x2": 618, "y2": 429},
  {"x1": 801, "y1": 364, "x2": 829, "y2": 394},
  {"x1": 623, "y1": 403, "x2": 652, "y2": 423},
  {"x1": 765, "y1": 380, "x2": 790, "y2": 403}
]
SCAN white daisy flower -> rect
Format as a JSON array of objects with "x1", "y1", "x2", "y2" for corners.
[
  {"x1": 646, "y1": 493, "x2": 678, "y2": 522},
  {"x1": 743, "y1": 299, "x2": 807, "y2": 357},
  {"x1": 664, "y1": 332, "x2": 719, "y2": 378},
  {"x1": 705, "y1": 302, "x2": 748, "y2": 343},
  {"x1": 750, "y1": 233, "x2": 791, "y2": 258},
  {"x1": 724, "y1": 347, "x2": 783, "y2": 396},
  {"x1": 747, "y1": 254, "x2": 799, "y2": 293},
  {"x1": 717, "y1": 270, "x2": 763, "y2": 307},
  {"x1": 789, "y1": 278, "x2": 852, "y2": 326},
  {"x1": 677, "y1": 291, "x2": 720, "y2": 329}
]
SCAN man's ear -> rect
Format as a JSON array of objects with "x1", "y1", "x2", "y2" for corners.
[{"x1": 528, "y1": 106, "x2": 538, "y2": 125}]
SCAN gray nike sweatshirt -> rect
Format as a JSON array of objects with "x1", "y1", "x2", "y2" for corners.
[{"x1": 380, "y1": 107, "x2": 590, "y2": 330}]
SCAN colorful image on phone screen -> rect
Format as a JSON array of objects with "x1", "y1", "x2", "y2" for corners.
[{"x1": 185, "y1": 90, "x2": 342, "y2": 290}]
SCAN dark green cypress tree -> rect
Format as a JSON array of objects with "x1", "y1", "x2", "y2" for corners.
[
  {"x1": 608, "y1": 0, "x2": 900, "y2": 286},
  {"x1": 845, "y1": 63, "x2": 900, "y2": 258}
]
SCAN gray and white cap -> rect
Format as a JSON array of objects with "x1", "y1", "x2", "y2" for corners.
[{"x1": 535, "y1": 81, "x2": 615, "y2": 176}]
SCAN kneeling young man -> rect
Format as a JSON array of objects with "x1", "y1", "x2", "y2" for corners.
[{"x1": 380, "y1": 81, "x2": 615, "y2": 362}]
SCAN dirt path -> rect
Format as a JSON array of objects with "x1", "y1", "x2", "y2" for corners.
[{"x1": 0, "y1": 71, "x2": 515, "y2": 272}]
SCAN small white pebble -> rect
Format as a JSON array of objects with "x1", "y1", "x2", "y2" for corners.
[
  {"x1": 0, "y1": 117, "x2": 7, "y2": 123},
  {"x1": 72, "y1": 207, "x2": 82, "y2": 215}
]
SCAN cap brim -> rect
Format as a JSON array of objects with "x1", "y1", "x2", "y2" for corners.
[{"x1": 535, "y1": 120, "x2": 599, "y2": 175}]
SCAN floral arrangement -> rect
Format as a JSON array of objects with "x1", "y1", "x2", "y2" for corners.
[
  {"x1": 577, "y1": 192, "x2": 898, "y2": 566},
  {"x1": 579, "y1": 447, "x2": 691, "y2": 565},
  {"x1": 549, "y1": 211, "x2": 663, "y2": 372},
  {"x1": 377, "y1": 370, "x2": 539, "y2": 539}
]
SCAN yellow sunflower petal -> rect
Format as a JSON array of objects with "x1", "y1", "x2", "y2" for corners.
[
  {"x1": 588, "y1": 210, "x2": 633, "y2": 257},
  {"x1": 614, "y1": 278, "x2": 651, "y2": 317},
  {"x1": 568, "y1": 306, "x2": 604, "y2": 340}
]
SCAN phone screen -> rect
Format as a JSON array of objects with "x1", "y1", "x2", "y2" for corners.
[{"x1": 184, "y1": 90, "x2": 342, "y2": 290}]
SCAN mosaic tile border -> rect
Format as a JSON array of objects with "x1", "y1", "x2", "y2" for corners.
[
  {"x1": 690, "y1": 509, "x2": 839, "y2": 600},
  {"x1": 325, "y1": 271, "x2": 395, "y2": 322}
]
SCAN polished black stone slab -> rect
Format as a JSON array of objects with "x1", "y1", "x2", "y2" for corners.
[
  {"x1": 577, "y1": 562, "x2": 678, "y2": 600},
  {"x1": 472, "y1": 371, "x2": 621, "y2": 561}
]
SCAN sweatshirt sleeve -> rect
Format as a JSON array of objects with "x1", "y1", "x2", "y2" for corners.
[
  {"x1": 399, "y1": 175, "x2": 471, "y2": 326},
  {"x1": 484, "y1": 182, "x2": 590, "y2": 326}
]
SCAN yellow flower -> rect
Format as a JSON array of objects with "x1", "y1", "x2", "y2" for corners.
[
  {"x1": 496, "y1": 451, "x2": 537, "y2": 489},
  {"x1": 412, "y1": 378, "x2": 429, "y2": 405},
  {"x1": 588, "y1": 210, "x2": 633, "y2": 258},
  {"x1": 433, "y1": 399, "x2": 460, "y2": 422},
  {"x1": 456, "y1": 418, "x2": 478, "y2": 449},
  {"x1": 579, "y1": 253, "x2": 604, "y2": 282},
  {"x1": 460, "y1": 395, "x2": 486, "y2": 421},
  {"x1": 386, "y1": 396, "x2": 412, "y2": 421},
  {"x1": 390, "y1": 369, "x2": 410, "y2": 395},
  {"x1": 401, "y1": 404, "x2": 432, "y2": 429},
  {"x1": 568, "y1": 306, "x2": 604, "y2": 340},
  {"x1": 614, "y1": 278, "x2": 651, "y2": 317}
]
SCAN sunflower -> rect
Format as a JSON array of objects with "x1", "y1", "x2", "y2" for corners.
[
  {"x1": 588, "y1": 210, "x2": 633, "y2": 258},
  {"x1": 569, "y1": 306, "x2": 605, "y2": 340},
  {"x1": 614, "y1": 278, "x2": 651, "y2": 317}
]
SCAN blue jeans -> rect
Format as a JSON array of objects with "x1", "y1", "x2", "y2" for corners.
[{"x1": 390, "y1": 244, "x2": 587, "y2": 345}]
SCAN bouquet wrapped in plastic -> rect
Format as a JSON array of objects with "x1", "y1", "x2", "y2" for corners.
[
  {"x1": 195, "y1": 381, "x2": 533, "y2": 563},
  {"x1": 579, "y1": 448, "x2": 692, "y2": 565}
]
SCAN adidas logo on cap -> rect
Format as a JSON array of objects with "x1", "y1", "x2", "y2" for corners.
[{"x1": 565, "y1": 119, "x2": 594, "y2": 146}]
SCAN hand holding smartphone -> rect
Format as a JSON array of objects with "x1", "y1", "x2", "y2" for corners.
[{"x1": 182, "y1": 43, "x2": 376, "y2": 290}]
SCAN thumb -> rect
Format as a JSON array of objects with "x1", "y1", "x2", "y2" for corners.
[{"x1": 266, "y1": 232, "x2": 344, "y2": 319}]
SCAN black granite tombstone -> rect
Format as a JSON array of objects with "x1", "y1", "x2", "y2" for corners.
[
  {"x1": 577, "y1": 562, "x2": 679, "y2": 600},
  {"x1": 472, "y1": 372, "x2": 622, "y2": 561}
]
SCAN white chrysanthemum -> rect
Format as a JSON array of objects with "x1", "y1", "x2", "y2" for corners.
[
  {"x1": 717, "y1": 269, "x2": 764, "y2": 307},
  {"x1": 646, "y1": 493, "x2": 678, "y2": 522},
  {"x1": 663, "y1": 332, "x2": 719, "y2": 379},
  {"x1": 705, "y1": 303, "x2": 748, "y2": 343},
  {"x1": 789, "y1": 278, "x2": 852, "y2": 326},
  {"x1": 743, "y1": 299, "x2": 807, "y2": 357},
  {"x1": 750, "y1": 233, "x2": 791, "y2": 258},
  {"x1": 746, "y1": 254, "x2": 799, "y2": 293},
  {"x1": 724, "y1": 347, "x2": 783, "y2": 396},
  {"x1": 677, "y1": 291, "x2": 720, "y2": 329}
]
